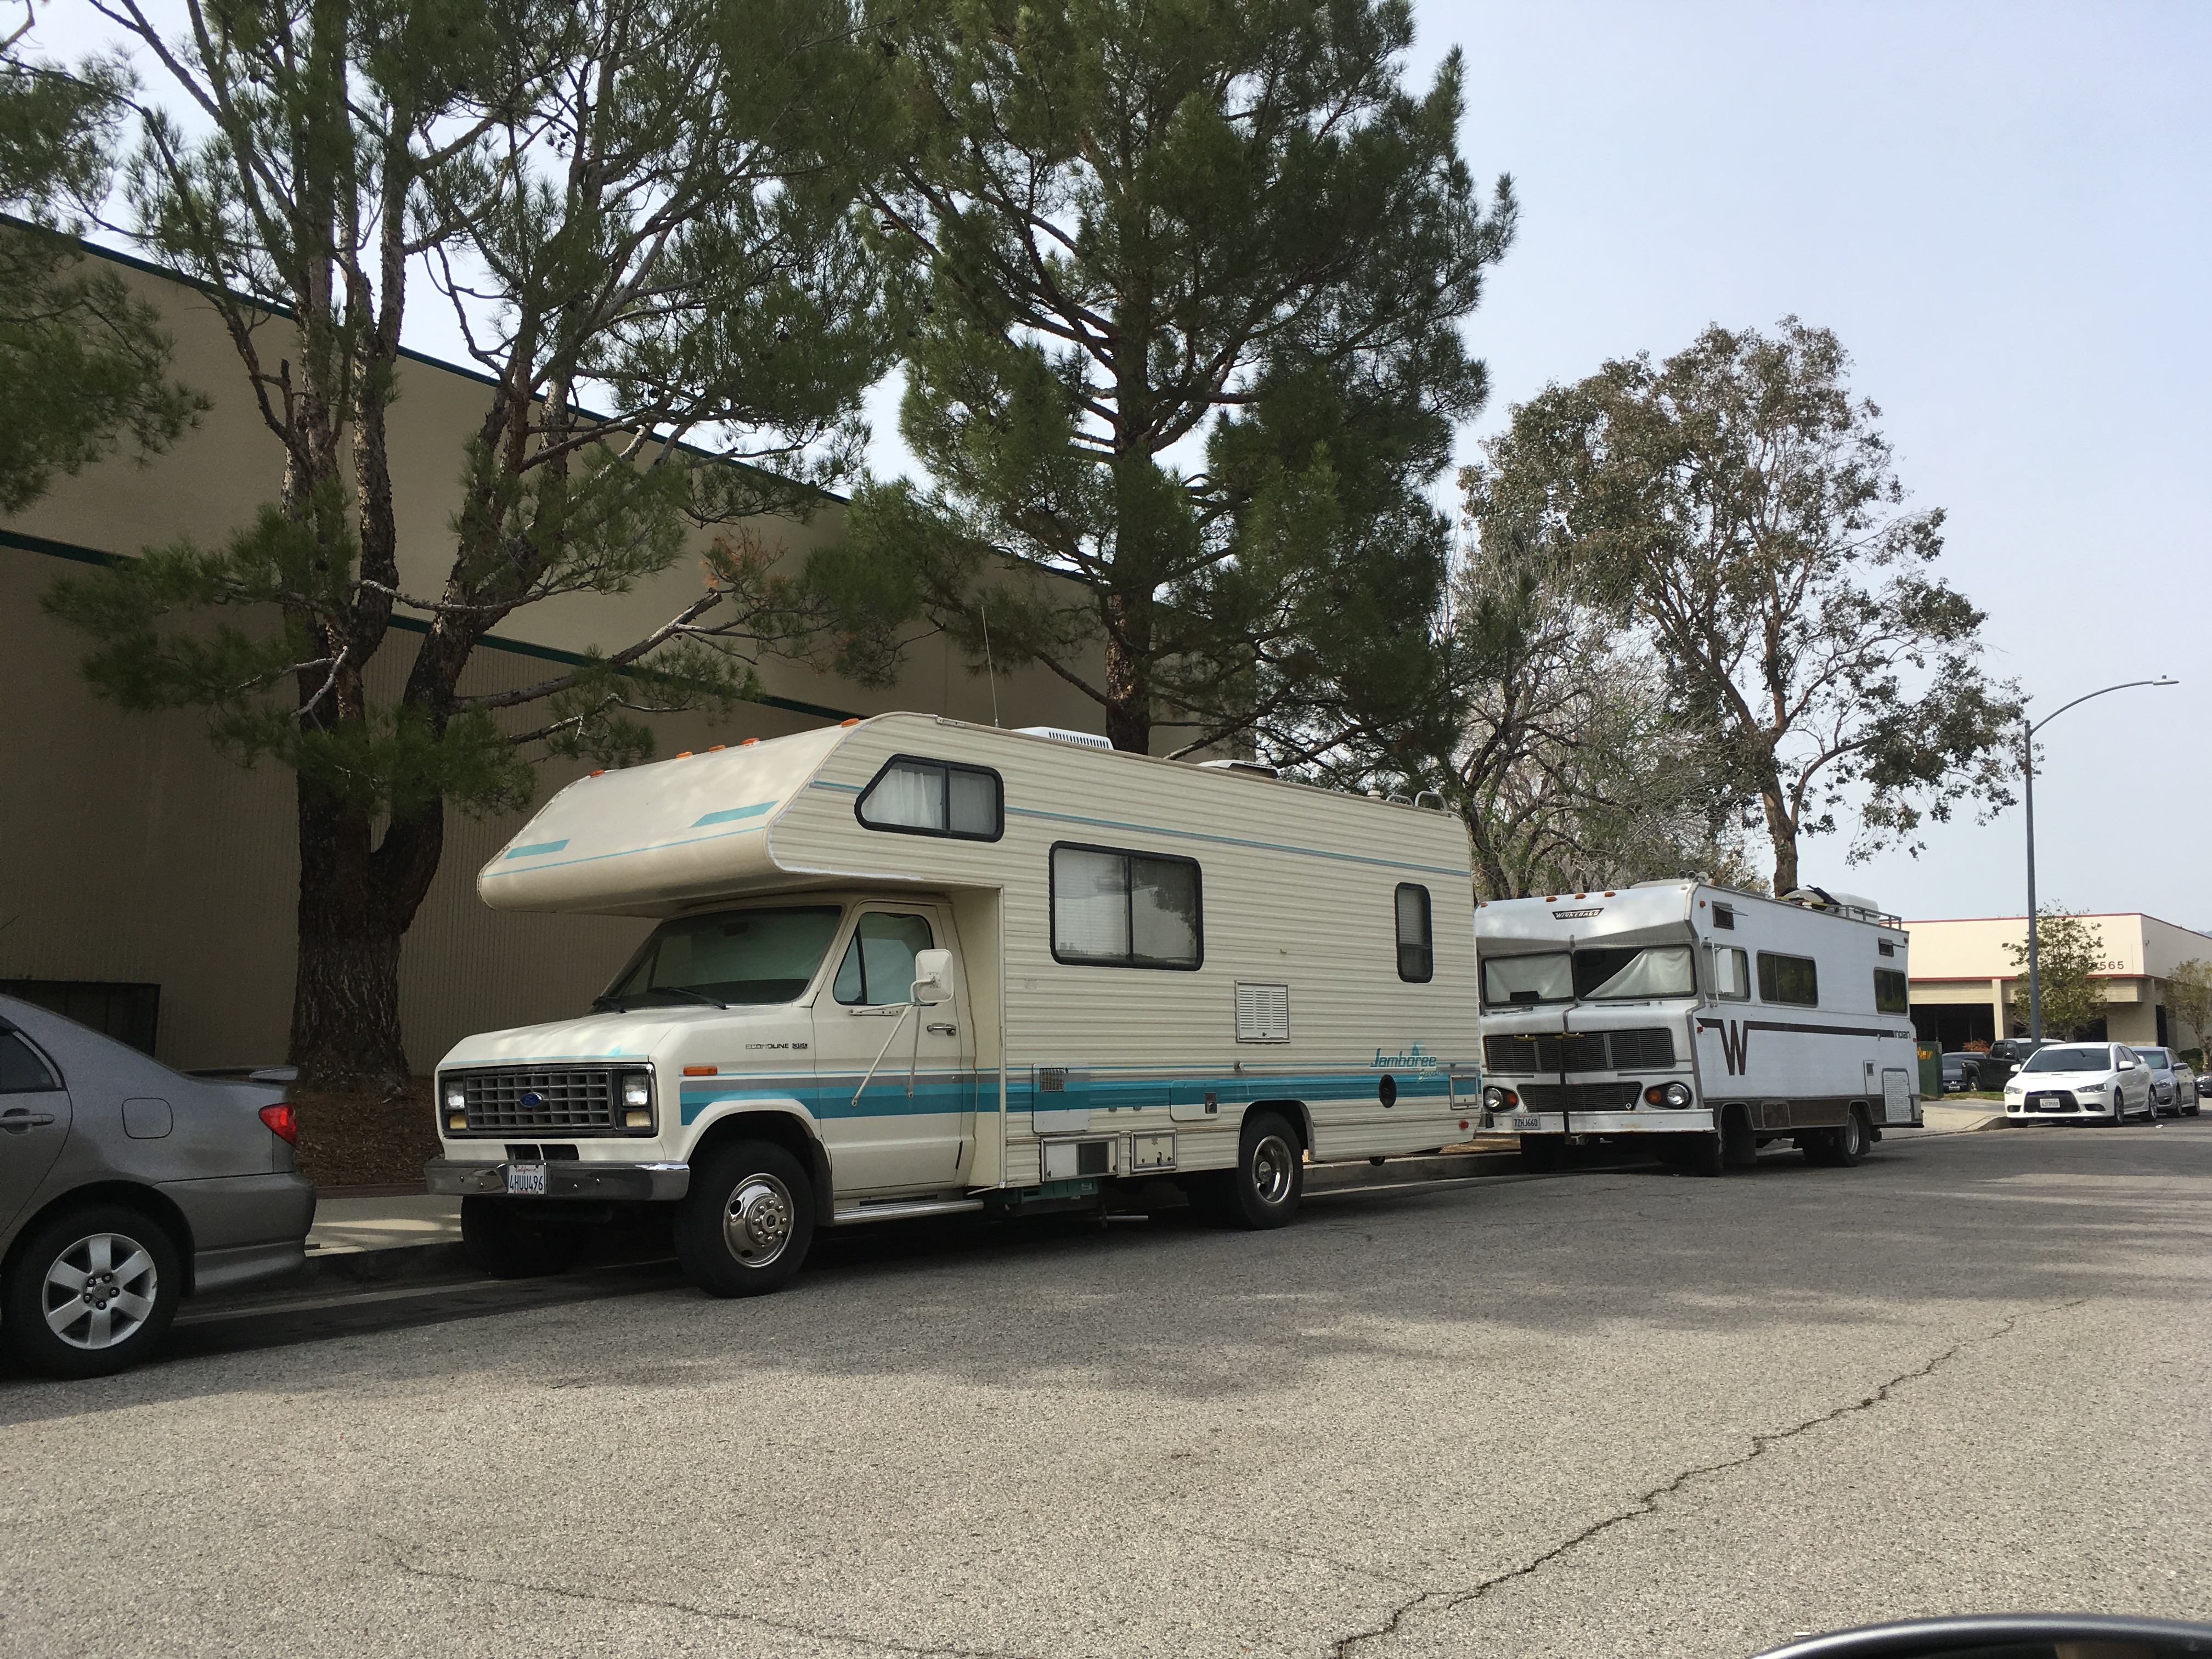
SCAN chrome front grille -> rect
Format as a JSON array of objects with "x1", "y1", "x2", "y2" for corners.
[{"x1": 454, "y1": 1068, "x2": 617, "y2": 1135}]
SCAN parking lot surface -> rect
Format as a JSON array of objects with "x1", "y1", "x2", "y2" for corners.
[{"x1": 2, "y1": 1120, "x2": 2207, "y2": 1658}]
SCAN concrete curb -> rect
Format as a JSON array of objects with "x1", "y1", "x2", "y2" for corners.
[{"x1": 288, "y1": 1241, "x2": 475, "y2": 1291}]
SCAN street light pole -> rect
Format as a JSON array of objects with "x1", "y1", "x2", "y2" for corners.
[{"x1": 2021, "y1": 676, "x2": 2179, "y2": 1040}]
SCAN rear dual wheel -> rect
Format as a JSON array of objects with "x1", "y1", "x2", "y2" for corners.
[
  {"x1": 1804, "y1": 1107, "x2": 1871, "y2": 1167},
  {"x1": 1190, "y1": 1110, "x2": 1304, "y2": 1228}
]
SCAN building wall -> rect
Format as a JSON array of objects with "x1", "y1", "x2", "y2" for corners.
[
  {"x1": 1904, "y1": 914, "x2": 2212, "y2": 1053},
  {"x1": 0, "y1": 244, "x2": 1108, "y2": 1073}
]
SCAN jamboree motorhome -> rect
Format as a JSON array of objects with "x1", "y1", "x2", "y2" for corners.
[
  {"x1": 1475, "y1": 882, "x2": 1921, "y2": 1175},
  {"x1": 426, "y1": 714, "x2": 1482, "y2": 1294}
]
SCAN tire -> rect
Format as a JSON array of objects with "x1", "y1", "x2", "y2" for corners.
[
  {"x1": 674, "y1": 1139, "x2": 815, "y2": 1296},
  {"x1": 1, "y1": 1203, "x2": 184, "y2": 1379},
  {"x1": 1831, "y1": 1106, "x2": 1870, "y2": 1167},
  {"x1": 1681, "y1": 1131, "x2": 1725, "y2": 1176},
  {"x1": 460, "y1": 1196, "x2": 588, "y2": 1279},
  {"x1": 1720, "y1": 1104, "x2": 1758, "y2": 1169},
  {"x1": 1217, "y1": 1111, "x2": 1304, "y2": 1229}
]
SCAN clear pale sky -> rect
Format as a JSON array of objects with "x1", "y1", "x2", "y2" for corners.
[
  {"x1": 43, "y1": 3, "x2": 2211, "y2": 926},
  {"x1": 1404, "y1": 1, "x2": 2210, "y2": 927}
]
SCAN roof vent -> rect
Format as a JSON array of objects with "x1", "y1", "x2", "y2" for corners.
[
  {"x1": 1196, "y1": 759, "x2": 1279, "y2": 777},
  {"x1": 1015, "y1": 726, "x2": 1113, "y2": 751}
]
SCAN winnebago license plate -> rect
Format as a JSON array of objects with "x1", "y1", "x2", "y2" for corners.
[
  {"x1": 1509, "y1": 1115, "x2": 1544, "y2": 1132},
  {"x1": 505, "y1": 1163, "x2": 547, "y2": 1195}
]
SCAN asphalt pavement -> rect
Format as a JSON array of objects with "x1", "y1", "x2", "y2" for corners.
[{"x1": 2, "y1": 1119, "x2": 2207, "y2": 1658}]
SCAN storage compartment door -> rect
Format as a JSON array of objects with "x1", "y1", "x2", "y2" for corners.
[{"x1": 1881, "y1": 1068, "x2": 1914, "y2": 1124}]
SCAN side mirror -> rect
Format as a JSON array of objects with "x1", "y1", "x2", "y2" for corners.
[
  {"x1": 2119, "y1": 1057, "x2": 2137, "y2": 1070},
  {"x1": 910, "y1": 948, "x2": 955, "y2": 1006}
]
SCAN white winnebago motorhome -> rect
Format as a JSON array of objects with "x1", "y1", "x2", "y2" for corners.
[
  {"x1": 1475, "y1": 881, "x2": 1921, "y2": 1174},
  {"x1": 426, "y1": 714, "x2": 1481, "y2": 1293}
]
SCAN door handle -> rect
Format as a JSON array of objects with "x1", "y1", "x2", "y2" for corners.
[
  {"x1": 927, "y1": 1023, "x2": 958, "y2": 1036},
  {"x1": 2, "y1": 1110, "x2": 58, "y2": 1131}
]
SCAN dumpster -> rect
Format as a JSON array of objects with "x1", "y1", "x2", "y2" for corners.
[{"x1": 1917, "y1": 1041, "x2": 1942, "y2": 1099}]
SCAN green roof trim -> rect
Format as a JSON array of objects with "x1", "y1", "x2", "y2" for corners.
[{"x1": 1, "y1": 526, "x2": 861, "y2": 723}]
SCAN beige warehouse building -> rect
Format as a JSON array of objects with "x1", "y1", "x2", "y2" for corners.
[
  {"x1": 2, "y1": 241, "x2": 1103, "y2": 1074},
  {"x1": 1905, "y1": 913, "x2": 2212, "y2": 1054}
]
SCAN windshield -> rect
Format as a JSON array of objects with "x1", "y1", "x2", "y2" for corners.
[
  {"x1": 602, "y1": 906, "x2": 842, "y2": 1009},
  {"x1": 2021, "y1": 1045, "x2": 2114, "y2": 1074},
  {"x1": 2141, "y1": 1051, "x2": 2172, "y2": 1069},
  {"x1": 1481, "y1": 945, "x2": 1696, "y2": 1005}
]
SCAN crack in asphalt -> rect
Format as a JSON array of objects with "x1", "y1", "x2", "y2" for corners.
[
  {"x1": 381, "y1": 1537, "x2": 1047, "y2": 1659},
  {"x1": 1331, "y1": 1299, "x2": 2085, "y2": 1658}
]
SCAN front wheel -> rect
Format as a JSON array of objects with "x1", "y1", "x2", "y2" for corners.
[
  {"x1": 675, "y1": 1140, "x2": 815, "y2": 1296},
  {"x1": 1, "y1": 1204, "x2": 184, "y2": 1378}
]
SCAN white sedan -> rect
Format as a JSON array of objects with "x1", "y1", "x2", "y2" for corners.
[{"x1": 2003, "y1": 1042, "x2": 2158, "y2": 1123}]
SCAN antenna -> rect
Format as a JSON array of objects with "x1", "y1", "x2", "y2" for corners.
[{"x1": 980, "y1": 592, "x2": 1001, "y2": 727}]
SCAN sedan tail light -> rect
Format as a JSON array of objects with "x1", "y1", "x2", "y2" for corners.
[{"x1": 259, "y1": 1102, "x2": 300, "y2": 1145}]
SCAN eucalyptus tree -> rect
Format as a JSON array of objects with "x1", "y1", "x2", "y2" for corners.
[
  {"x1": 48, "y1": 0, "x2": 895, "y2": 1088},
  {"x1": 814, "y1": 0, "x2": 1515, "y2": 757},
  {"x1": 1464, "y1": 319, "x2": 2019, "y2": 895}
]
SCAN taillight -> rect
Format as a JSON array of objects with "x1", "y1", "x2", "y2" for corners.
[{"x1": 259, "y1": 1103, "x2": 299, "y2": 1145}]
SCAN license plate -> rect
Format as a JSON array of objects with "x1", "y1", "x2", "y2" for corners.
[
  {"x1": 1510, "y1": 1116, "x2": 1544, "y2": 1132},
  {"x1": 505, "y1": 1163, "x2": 547, "y2": 1195}
]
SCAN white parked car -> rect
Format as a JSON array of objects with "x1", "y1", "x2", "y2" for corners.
[{"x1": 2002, "y1": 1042, "x2": 2157, "y2": 1124}]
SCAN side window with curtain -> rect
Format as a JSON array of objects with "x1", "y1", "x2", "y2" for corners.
[
  {"x1": 1394, "y1": 884, "x2": 1433, "y2": 982},
  {"x1": 855, "y1": 756, "x2": 1003, "y2": 841},
  {"x1": 1051, "y1": 844, "x2": 1201, "y2": 969},
  {"x1": 1873, "y1": 968, "x2": 1909, "y2": 1014},
  {"x1": 831, "y1": 913, "x2": 938, "y2": 1006}
]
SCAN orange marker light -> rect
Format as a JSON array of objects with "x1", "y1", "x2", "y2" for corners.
[
  {"x1": 682, "y1": 1065, "x2": 716, "y2": 1077},
  {"x1": 590, "y1": 769, "x2": 606, "y2": 777},
  {"x1": 839, "y1": 718, "x2": 860, "y2": 727},
  {"x1": 741, "y1": 738, "x2": 759, "y2": 746},
  {"x1": 676, "y1": 751, "x2": 693, "y2": 758},
  {"x1": 708, "y1": 744, "x2": 726, "y2": 752}
]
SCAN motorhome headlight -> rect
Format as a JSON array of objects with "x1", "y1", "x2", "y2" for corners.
[
  {"x1": 618, "y1": 1070, "x2": 654, "y2": 1130},
  {"x1": 443, "y1": 1079, "x2": 467, "y2": 1131},
  {"x1": 1660, "y1": 1083, "x2": 1693, "y2": 1108},
  {"x1": 1482, "y1": 1086, "x2": 1504, "y2": 1110}
]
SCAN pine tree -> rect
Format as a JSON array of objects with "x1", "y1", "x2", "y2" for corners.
[{"x1": 814, "y1": 0, "x2": 1514, "y2": 757}]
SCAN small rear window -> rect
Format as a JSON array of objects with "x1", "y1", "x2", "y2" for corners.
[
  {"x1": 1874, "y1": 968, "x2": 1909, "y2": 1014},
  {"x1": 0, "y1": 1030, "x2": 61, "y2": 1092},
  {"x1": 1394, "y1": 885, "x2": 1434, "y2": 983}
]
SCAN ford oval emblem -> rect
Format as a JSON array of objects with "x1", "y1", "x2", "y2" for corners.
[{"x1": 520, "y1": 1091, "x2": 543, "y2": 1110}]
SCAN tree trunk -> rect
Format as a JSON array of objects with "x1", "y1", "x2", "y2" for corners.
[
  {"x1": 288, "y1": 780, "x2": 445, "y2": 1093},
  {"x1": 1762, "y1": 782, "x2": 1798, "y2": 896},
  {"x1": 1101, "y1": 591, "x2": 1150, "y2": 753}
]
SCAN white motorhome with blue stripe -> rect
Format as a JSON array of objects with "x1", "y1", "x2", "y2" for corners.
[
  {"x1": 426, "y1": 714, "x2": 1482, "y2": 1294},
  {"x1": 1475, "y1": 881, "x2": 1921, "y2": 1176}
]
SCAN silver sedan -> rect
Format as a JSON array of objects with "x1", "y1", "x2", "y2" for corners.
[{"x1": 1, "y1": 995, "x2": 316, "y2": 1378}]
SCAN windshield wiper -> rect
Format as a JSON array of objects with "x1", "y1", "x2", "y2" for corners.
[
  {"x1": 646, "y1": 985, "x2": 729, "y2": 1011},
  {"x1": 590, "y1": 994, "x2": 627, "y2": 1013}
]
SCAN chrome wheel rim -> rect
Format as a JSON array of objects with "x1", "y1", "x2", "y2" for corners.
[
  {"x1": 1249, "y1": 1133, "x2": 1295, "y2": 1206},
  {"x1": 43, "y1": 1232, "x2": 159, "y2": 1351},
  {"x1": 721, "y1": 1173, "x2": 796, "y2": 1268}
]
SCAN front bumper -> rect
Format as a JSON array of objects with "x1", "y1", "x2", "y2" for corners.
[
  {"x1": 425, "y1": 1158, "x2": 691, "y2": 1201},
  {"x1": 1494, "y1": 1110, "x2": 1716, "y2": 1136}
]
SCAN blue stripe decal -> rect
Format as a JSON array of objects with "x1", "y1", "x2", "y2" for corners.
[
  {"x1": 481, "y1": 821, "x2": 769, "y2": 878},
  {"x1": 675, "y1": 1066, "x2": 1457, "y2": 1125},
  {"x1": 504, "y1": 839, "x2": 570, "y2": 859},
  {"x1": 692, "y1": 801, "x2": 776, "y2": 827}
]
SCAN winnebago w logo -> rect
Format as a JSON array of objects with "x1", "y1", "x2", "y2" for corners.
[{"x1": 1716, "y1": 1020, "x2": 1751, "y2": 1075}]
